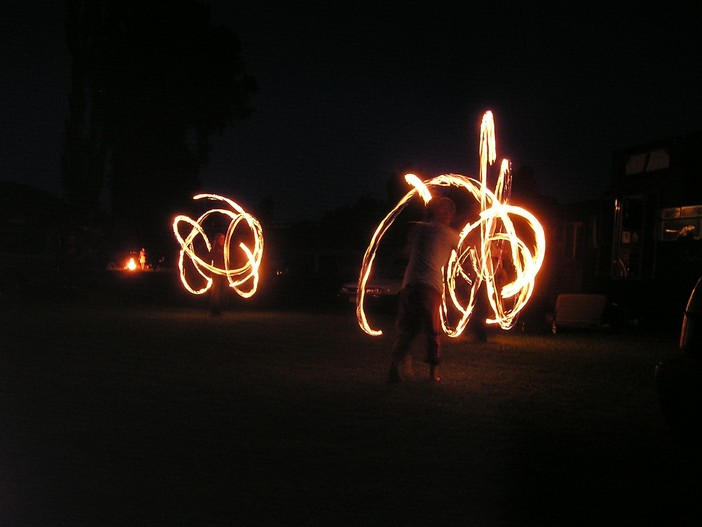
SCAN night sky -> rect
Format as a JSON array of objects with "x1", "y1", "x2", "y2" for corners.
[{"x1": 3, "y1": 1, "x2": 702, "y2": 222}]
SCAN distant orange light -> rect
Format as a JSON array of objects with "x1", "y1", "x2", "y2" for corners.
[
  {"x1": 125, "y1": 257, "x2": 137, "y2": 271},
  {"x1": 356, "y1": 111, "x2": 546, "y2": 337}
]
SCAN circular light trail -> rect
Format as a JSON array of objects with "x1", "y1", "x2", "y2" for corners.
[
  {"x1": 356, "y1": 112, "x2": 546, "y2": 337},
  {"x1": 172, "y1": 193, "x2": 264, "y2": 299}
]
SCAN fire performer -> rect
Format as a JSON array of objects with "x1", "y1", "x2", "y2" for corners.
[
  {"x1": 388, "y1": 197, "x2": 459, "y2": 384},
  {"x1": 208, "y1": 233, "x2": 226, "y2": 316}
]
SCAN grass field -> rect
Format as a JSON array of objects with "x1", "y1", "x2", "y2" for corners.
[{"x1": 1, "y1": 277, "x2": 699, "y2": 525}]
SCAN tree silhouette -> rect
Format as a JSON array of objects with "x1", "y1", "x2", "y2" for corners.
[{"x1": 62, "y1": 0, "x2": 256, "y2": 233}]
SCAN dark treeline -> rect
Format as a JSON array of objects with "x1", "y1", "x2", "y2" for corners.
[{"x1": 61, "y1": 0, "x2": 256, "y2": 246}]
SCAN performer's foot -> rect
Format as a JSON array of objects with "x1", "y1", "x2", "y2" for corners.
[
  {"x1": 429, "y1": 366, "x2": 441, "y2": 383},
  {"x1": 403, "y1": 355, "x2": 415, "y2": 380}
]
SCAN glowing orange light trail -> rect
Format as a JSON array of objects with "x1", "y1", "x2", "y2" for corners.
[
  {"x1": 356, "y1": 112, "x2": 546, "y2": 337},
  {"x1": 172, "y1": 193, "x2": 264, "y2": 298},
  {"x1": 404, "y1": 173, "x2": 432, "y2": 204}
]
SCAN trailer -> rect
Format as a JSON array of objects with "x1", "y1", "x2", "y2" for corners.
[{"x1": 550, "y1": 293, "x2": 608, "y2": 334}]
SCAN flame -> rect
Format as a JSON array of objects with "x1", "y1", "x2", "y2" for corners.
[
  {"x1": 172, "y1": 193, "x2": 264, "y2": 298},
  {"x1": 125, "y1": 257, "x2": 137, "y2": 271},
  {"x1": 356, "y1": 112, "x2": 546, "y2": 336},
  {"x1": 404, "y1": 173, "x2": 432, "y2": 204}
]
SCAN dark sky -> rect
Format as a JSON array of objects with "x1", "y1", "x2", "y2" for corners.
[{"x1": 3, "y1": 1, "x2": 702, "y2": 222}]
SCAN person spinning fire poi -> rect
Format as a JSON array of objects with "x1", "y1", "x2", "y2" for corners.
[
  {"x1": 388, "y1": 196, "x2": 459, "y2": 383},
  {"x1": 208, "y1": 233, "x2": 226, "y2": 316}
]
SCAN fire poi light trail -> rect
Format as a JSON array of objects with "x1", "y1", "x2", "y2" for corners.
[
  {"x1": 172, "y1": 193, "x2": 264, "y2": 298},
  {"x1": 356, "y1": 111, "x2": 546, "y2": 337}
]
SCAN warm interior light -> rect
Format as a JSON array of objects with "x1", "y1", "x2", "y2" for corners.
[
  {"x1": 356, "y1": 111, "x2": 546, "y2": 336},
  {"x1": 172, "y1": 193, "x2": 264, "y2": 298}
]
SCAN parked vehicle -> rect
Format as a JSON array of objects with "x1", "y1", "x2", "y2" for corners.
[{"x1": 338, "y1": 275, "x2": 402, "y2": 304}]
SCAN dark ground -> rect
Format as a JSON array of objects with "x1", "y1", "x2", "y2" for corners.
[{"x1": 1, "y1": 270, "x2": 700, "y2": 526}]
